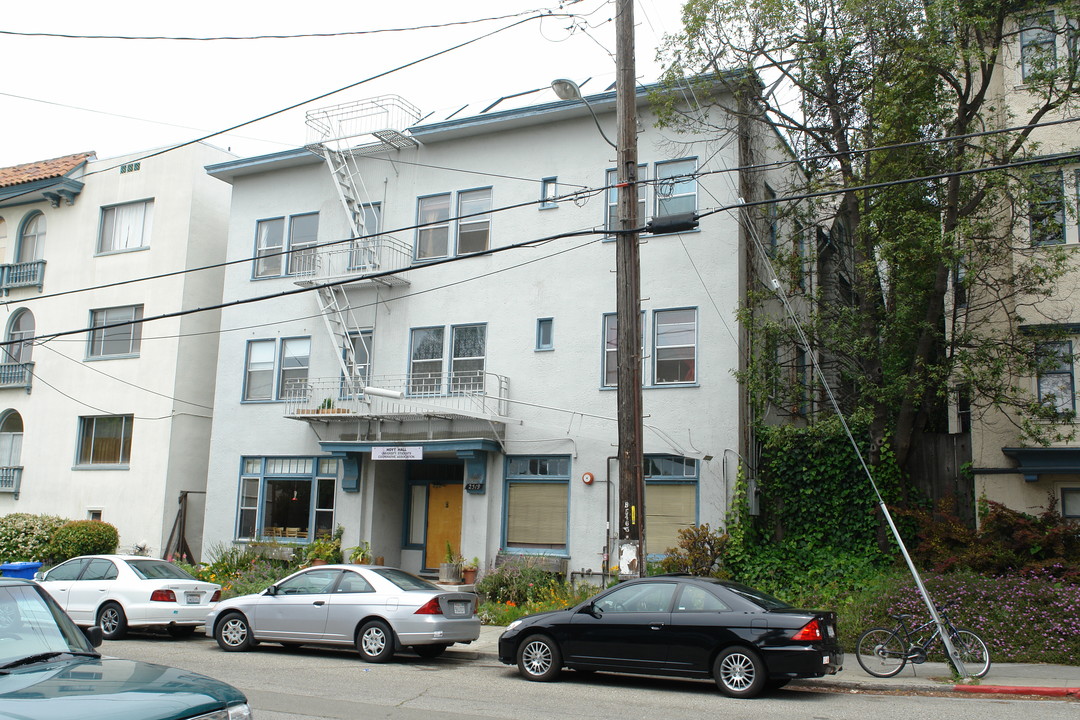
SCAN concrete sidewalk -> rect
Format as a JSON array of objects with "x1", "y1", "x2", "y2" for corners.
[{"x1": 450, "y1": 625, "x2": 1079, "y2": 698}]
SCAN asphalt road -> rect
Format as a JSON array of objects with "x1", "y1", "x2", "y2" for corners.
[{"x1": 104, "y1": 630, "x2": 1079, "y2": 720}]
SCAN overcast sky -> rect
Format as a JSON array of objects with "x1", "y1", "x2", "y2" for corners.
[{"x1": 1, "y1": 0, "x2": 685, "y2": 168}]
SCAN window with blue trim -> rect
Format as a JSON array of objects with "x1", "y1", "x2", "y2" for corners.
[
  {"x1": 1037, "y1": 340, "x2": 1075, "y2": 415},
  {"x1": 243, "y1": 337, "x2": 310, "y2": 401},
  {"x1": 1030, "y1": 171, "x2": 1065, "y2": 246},
  {"x1": 1063, "y1": 487, "x2": 1080, "y2": 518},
  {"x1": 644, "y1": 455, "x2": 697, "y2": 554},
  {"x1": 536, "y1": 318, "x2": 553, "y2": 351},
  {"x1": 236, "y1": 456, "x2": 337, "y2": 541},
  {"x1": 540, "y1": 178, "x2": 558, "y2": 209},
  {"x1": 505, "y1": 456, "x2": 569, "y2": 551}
]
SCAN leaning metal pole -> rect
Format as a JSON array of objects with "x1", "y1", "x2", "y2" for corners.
[{"x1": 614, "y1": 0, "x2": 646, "y2": 577}]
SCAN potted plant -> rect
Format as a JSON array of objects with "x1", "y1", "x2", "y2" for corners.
[
  {"x1": 438, "y1": 541, "x2": 463, "y2": 583},
  {"x1": 461, "y1": 557, "x2": 479, "y2": 585},
  {"x1": 349, "y1": 541, "x2": 372, "y2": 564},
  {"x1": 305, "y1": 526, "x2": 343, "y2": 565}
]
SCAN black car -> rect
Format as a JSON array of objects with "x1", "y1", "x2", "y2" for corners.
[
  {"x1": 497, "y1": 575, "x2": 842, "y2": 698},
  {"x1": 0, "y1": 577, "x2": 252, "y2": 720}
]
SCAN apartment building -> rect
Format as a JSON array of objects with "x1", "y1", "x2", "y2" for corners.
[
  {"x1": 201, "y1": 78, "x2": 801, "y2": 575},
  {"x1": 0, "y1": 143, "x2": 234, "y2": 559}
]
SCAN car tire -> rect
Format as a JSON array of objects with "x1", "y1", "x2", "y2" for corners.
[
  {"x1": 166, "y1": 625, "x2": 198, "y2": 638},
  {"x1": 356, "y1": 620, "x2": 395, "y2": 663},
  {"x1": 713, "y1": 646, "x2": 766, "y2": 698},
  {"x1": 97, "y1": 602, "x2": 128, "y2": 641},
  {"x1": 516, "y1": 634, "x2": 562, "y2": 682},
  {"x1": 215, "y1": 612, "x2": 255, "y2": 652},
  {"x1": 413, "y1": 643, "x2": 449, "y2": 659}
]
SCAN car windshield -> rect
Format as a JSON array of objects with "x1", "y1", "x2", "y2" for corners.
[
  {"x1": 0, "y1": 584, "x2": 96, "y2": 667},
  {"x1": 126, "y1": 560, "x2": 198, "y2": 581},
  {"x1": 720, "y1": 581, "x2": 792, "y2": 610},
  {"x1": 372, "y1": 568, "x2": 440, "y2": 591}
]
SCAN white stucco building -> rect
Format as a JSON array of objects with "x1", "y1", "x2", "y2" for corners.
[
  {"x1": 0, "y1": 143, "x2": 235, "y2": 559},
  {"x1": 201, "y1": 79, "x2": 797, "y2": 576}
]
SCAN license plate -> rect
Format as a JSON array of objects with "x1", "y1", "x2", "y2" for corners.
[
  {"x1": 451, "y1": 602, "x2": 467, "y2": 616},
  {"x1": 185, "y1": 592, "x2": 201, "y2": 605}
]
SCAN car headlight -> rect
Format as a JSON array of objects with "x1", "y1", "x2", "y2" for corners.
[
  {"x1": 506, "y1": 620, "x2": 522, "y2": 632},
  {"x1": 190, "y1": 703, "x2": 253, "y2": 720}
]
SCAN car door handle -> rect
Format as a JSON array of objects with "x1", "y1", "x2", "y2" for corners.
[
  {"x1": 650, "y1": 624, "x2": 664, "y2": 630},
  {"x1": 313, "y1": 600, "x2": 325, "y2": 606}
]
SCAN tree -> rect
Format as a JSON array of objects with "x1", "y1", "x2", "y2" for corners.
[{"x1": 657, "y1": 0, "x2": 1079, "y2": 501}]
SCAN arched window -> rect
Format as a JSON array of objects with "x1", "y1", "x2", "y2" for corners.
[
  {"x1": 17, "y1": 212, "x2": 45, "y2": 263},
  {"x1": 5, "y1": 310, "x2": 34, "y2": 364},
  {"x1": 0, "y1": 217, "x2": 7, "y2": 262},
  {"x1": 0, "y1": 411, "x2": 23, "y2": 469}
]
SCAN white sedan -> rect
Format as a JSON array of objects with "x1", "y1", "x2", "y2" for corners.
[
  {"x1": 206, "y1": 565, "x2": 480, "y2": 661},
  {"x1": 35, "y1": 554, "x2": 220, "y2": 639}
]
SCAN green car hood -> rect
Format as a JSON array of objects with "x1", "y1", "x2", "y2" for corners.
[{"x1": 0, "y1": 656, "x2": 247, "y2": 720}]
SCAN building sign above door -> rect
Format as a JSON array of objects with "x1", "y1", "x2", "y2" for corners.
[{"x1": 372, "y1": 446, "x2": 424, "y2": 460}]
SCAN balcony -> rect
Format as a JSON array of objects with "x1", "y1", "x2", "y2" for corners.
[
  {"x1": 0, "y1": 261, "x2": 45, "y2": 294},
  {"x1": 290, "y1": 236, "x2": 412, "y2": 290},
  {"x1": 0, "y1": 467, "x2": 22, "y2": 499},
  {"x1": 0, "y1": 362, "x2": 33, "y2": 392},
  {"x1": 284, "y1": 372, "x2": 511, "y2": 425}
]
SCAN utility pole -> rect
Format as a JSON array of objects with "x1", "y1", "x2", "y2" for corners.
[{"x1": 614, "y1": 0, "x2": 645, "y2": 577}]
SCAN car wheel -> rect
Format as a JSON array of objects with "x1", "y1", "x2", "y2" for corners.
[
  {"x1": 215, "y1": 612, "x2": 255, "y2": 652},
  {"x1": 413, "y1": 643, "x2": 449, "y2": 659},
  {"x1": 356, "y1": 620, "x2": 395, "y2": 663},
  {"x1": 97, "y1": 602, "x2": 128, "y2": 640},
  {"x1": 166, "y1": 625, "x2": 198, "y2": 638},
  {"x1": 516, "y1": 634, "x2": 562, "y2": 682},
  {"x1": 713, "y1": 646, "x2": 766, "y2": 698}
]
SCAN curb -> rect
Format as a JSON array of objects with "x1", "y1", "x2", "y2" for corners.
[{"x1": 953, "y1": 685, "x2": 1080, "y2": 698}]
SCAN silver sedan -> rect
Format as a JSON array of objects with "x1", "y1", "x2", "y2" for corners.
[{"x1": 205, "y1": 565, "x2": 480, "y2": 662}]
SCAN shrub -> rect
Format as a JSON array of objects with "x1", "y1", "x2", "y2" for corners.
[
  {"x1": 0, "y1": 513, "x2": 68, "y2": 562},
  {"x1": 475, "y1": 556, "x2": 560, "y2": 605},
  {"x1": 479, "y1": 579, "x2": 599, "y2": 625},
  {"x1": 656, "y1": 523, "x2": 730, "y2": 577},
  {"x1": 175, "y1": 542, "x2": 303, "y2": 599},
  {"x1": 47, "y1": 520, "x2": 119, "y2": 561}
]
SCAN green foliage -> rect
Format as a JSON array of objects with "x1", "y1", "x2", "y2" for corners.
[
  {"x1": 348, "y1": 541, "x2": 372, "y2": 564},
  {"x1": 475, "y1": 556, "x2": 559, "y2": 605},
  {"x1": 47, "y1": 520, "x2": 119, "y2": 561},
  {"x1": 176, "y1": 541, "x2": 303, "y2": 599},
  {"x1": 479, "y1": 579, "x2": 599, "y2": 626},
  {"x1": 656, "y1": 523, "x2": 729, "y2": 577},
  {"x1": 0, "y1": 513, "x2": 69, "y2": 562}
]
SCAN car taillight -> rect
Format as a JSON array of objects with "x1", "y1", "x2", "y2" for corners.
[
  {"x1": 792, "y1": 619, "x2": 822, "y2": 641},
  {"x1": 210, "y1": 590, "x2": 221, "y2": 602},
  {"x1": 414, "y1": 598, "x2": 444, "y2": 615},
  {"x1": 150, "y1": 589, "x2": 177, "y2": 602}
]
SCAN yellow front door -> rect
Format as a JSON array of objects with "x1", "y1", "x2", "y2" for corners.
[{"x1": 425, "y1": 483, "x2": 463, "y2": 567}]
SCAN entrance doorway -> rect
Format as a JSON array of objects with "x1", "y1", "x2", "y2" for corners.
[{"x1": 406, "y1": 461, "x2": 464, "y2": 570}]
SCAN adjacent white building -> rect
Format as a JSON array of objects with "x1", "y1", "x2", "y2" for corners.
[
  {"x1": 0, "y1": 143, "x2": 235, "y2": 559},
  {"x1": 200, "y1": 79, "x2": 799, "y2": 576}
]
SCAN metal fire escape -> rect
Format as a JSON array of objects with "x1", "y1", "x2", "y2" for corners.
[{"x1": 302, "y1": 96, "x2": 422, "y2": 383}]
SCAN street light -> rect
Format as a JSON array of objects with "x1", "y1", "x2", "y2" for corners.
[{"x1": 550, "y1": 79, "x2": 617, "y2": 149}]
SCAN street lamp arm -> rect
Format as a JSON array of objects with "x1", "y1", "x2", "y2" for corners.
[{"x1": 551, "y1": 78, "x2": 617, "y2": 149}]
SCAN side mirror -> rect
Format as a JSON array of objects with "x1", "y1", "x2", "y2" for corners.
[
  {"x1": 83, "y1": 626, "x2": 103, "y2": 648},
  {"x1": 33, "y1": 571, "x2": 45, "y2": 581},
  {"x1": 581, "y1": 602, "x2": 601, "y2": 618},
  {"x1": 264, "y1": 585, "x2": 278, "y2": 596}
]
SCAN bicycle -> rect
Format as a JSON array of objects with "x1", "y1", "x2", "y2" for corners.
[{"x1": 855, "y1": 602, "x2": 991, "y2": 678}]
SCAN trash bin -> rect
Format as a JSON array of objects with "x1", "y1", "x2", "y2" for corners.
[{"x1": 0, "y1": 561, "x2": 43, "y2": 579}]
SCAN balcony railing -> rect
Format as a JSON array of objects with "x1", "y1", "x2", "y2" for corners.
[
  {"x1": 0, "y1": 261, "x2": 45, "y2": 294},
  {"x1": 0, "y1": 362, "x2": 33, "y2": 392},
  {"x1": 290, "y1": 237, "x2": 412, "y2": 287},
  {"x1": 283, "y1": 371, "x2": 510, "y2": 423},
  {"x1": 0, "y1": 467, "x2": 22, "y2": 499}
]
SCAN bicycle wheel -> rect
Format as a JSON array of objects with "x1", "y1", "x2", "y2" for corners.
[
  {"x1": 950, "y1": 629, "x2": 991, "y2": 678},
  {"x1": 856, "y1": 628, "x2": 907, "y2": 678}
]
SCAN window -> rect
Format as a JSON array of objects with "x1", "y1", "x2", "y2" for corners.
[
  {"x1": 4, "y1": 309, "x2": 34, "y2": 364},
  {"x1": 235, "y1": 456, "x2": 338, "y2": 541},
  {"x1": 98, "y1": 200, "x2": 153, "y2": 253},
  {"x1": 606, "y1": 166, "x2": 647, "y2": 233},
  {"x1": 540, "y1": 177, "x2": 558, "y2": 209},
  {"x1": 243, "y1": 337, "x2": 310, "y2": 401},
  {"x1": 1063, "y1": 487, "x2": 1080, "y2": 519},
  {"x1": 765, "y1": 185, "x2": 778, "y2": 255},
  {"x1": 345, "y1": 330, "x2": 372, "y2": 389},
  {"x1": 595, "y1": 581, "x2": 677, "y2": 613},
  {"x1": 794, "y1": 346, "x2": 810, "y2": 415},
  {"x1": 1021, "y1": 13, "x2": 1057, "y2": 80},
  {"x1": 253, "y1": 213, "x2": 319, "y2": 278},
  {"x1": 644, "y1": 456, "x2": 697, "y2": 554},
  {"x1": 81, "y1": 558, "x2": 118, "y2": 581},
  {"x1": 536, "y1": 318, "x2": 554, "y2": 351},
  {"x1": 655, "y1": 159, "x2": 697, "y2": 218},
  {"x1": 17, "y1": 212, "x2": 44, "y2": 263},
  {"x1": 1037, "y1": 341, "x2": 1075, "y2": 415},
  {"x1": 88, "y1": 305, "x2": 143, "y2": 358},
  {"x1": 602, "y1": 313, "x2": 644, "y2": 388},
  {"x1": 1030, "y1": 171, "x2": 1065, "y2": 246},
  {"x1": 348, "y1": 204, "x2": 382, "y2": 268},
  {"x1": 675, "y1": 585, "x2": 731, "y2": 612},
  {"x1": 416, "y1": 193, "x2": 451, "y2": 260},
  {"x1": 0, "y1": 412, "x2": 23, "y2": 470},
  {"x1": 654, "y1": 309, "x2": 696, "y2": 384},
  {"x1": 77, "y1": 415, "x2": 133, "y2": 466},
  {"x1": 408, "y1": 324, "x2": 486, "y2": 395},
  {"x1": 505, "y1": 456, "x2": 569, "y2": 551},
  {"x1": 457, "y1": 188, "x2": 492, "y2": 254}
]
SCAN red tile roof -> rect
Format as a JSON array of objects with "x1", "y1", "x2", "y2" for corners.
[{"x1": 0, "y1": 152, "x2": 95, "y2": 189}]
